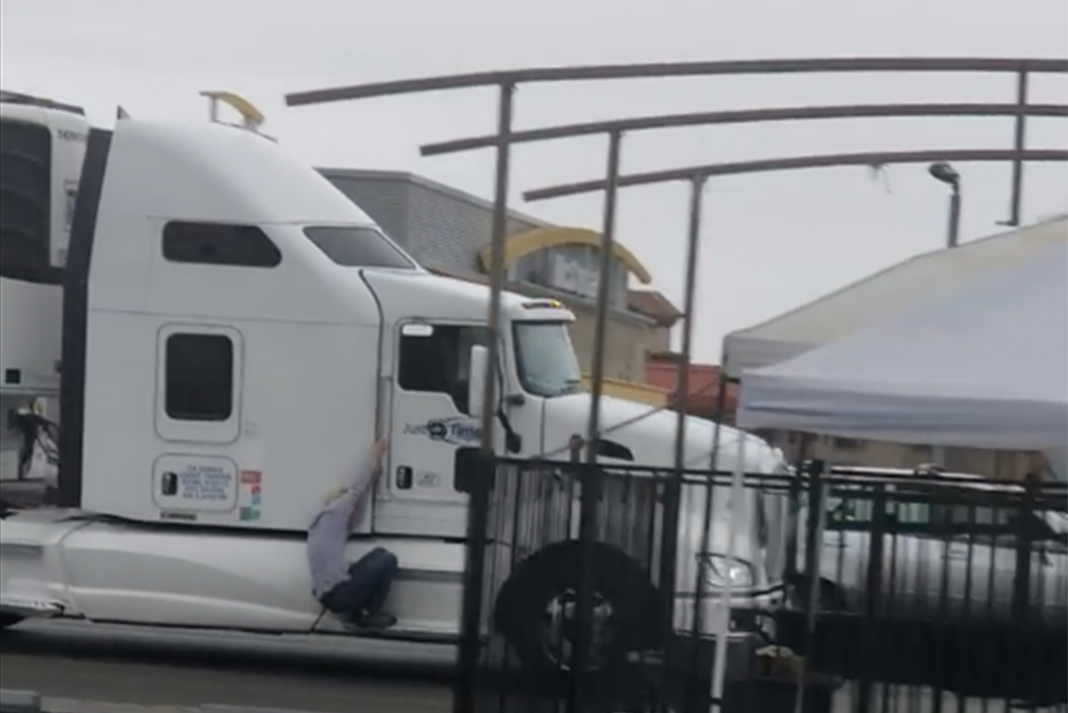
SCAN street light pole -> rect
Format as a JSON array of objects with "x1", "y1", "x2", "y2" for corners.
[
  {"x1": 945, "y1": 179, "x2": 962, "y2": 249},
  {"x1": 928, "y1": 161, "x2": 962, "y2": 248},
  {"x1": 926, "y1": 161, "x2": 963, "y2": 472}
]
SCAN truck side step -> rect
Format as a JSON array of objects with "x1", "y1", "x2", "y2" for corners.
[
  {"x1": 340, "y1": 627, "x2": 462, "y2": 645},
  {"x1": 0, "y1": 597, "x2": 64, "y2": 619}
]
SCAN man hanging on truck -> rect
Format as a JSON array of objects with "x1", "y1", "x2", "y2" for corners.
[{"x1": 307, "y1": 437, "x2": 399, "y2": 630}]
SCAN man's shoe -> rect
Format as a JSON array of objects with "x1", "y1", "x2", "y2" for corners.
[{"x1": 327, "y1": 611, "x2": 367, "y2": 634}]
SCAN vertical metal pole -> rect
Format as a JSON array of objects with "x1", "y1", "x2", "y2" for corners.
[
  {"x1": 1008, "y1": 70, "x2": 1029, "y2": 227},
  {"x1": 793, "y1": 459, "x2": 827, "y2": 713},
  {"x1": 947, "y1": 183, "x2": 962, "y2": 249},
  {"x1": 455, "y1": 82, "x2": 513, "y2": 713},
  {"x1": 671, "y1": 175, "x2": 706, "y2": 481},
  {"x1": 584, "y1": 129, "x2": 623, "y2": 463},
  {"x1": 569, "y1": 130, "x2": 622, "y2": 712},
  {"x1": 692, "y1": 375, "x2": 729, "y2": 622},
  {"x1": 710, "y1": 435, "x2": 747, "y2": 707},
  {"x1": 660, "y1": 174, "x2": 707, "y2": 634},
  {"x1": 479, "y1": 82, "x2": 515, "y2": 455},
  {"x1": 947, "y1": 186, "x2": 962, "y2": 249},
  {"x1": 453, "y1": 451, "x2": 493, "y2": 713},
  {"x1": 855, "y1": 484, "x2": 887, "y2": 713},
  {"x1": 690, "y1": 372, "x2": 729, "y2": 636}
]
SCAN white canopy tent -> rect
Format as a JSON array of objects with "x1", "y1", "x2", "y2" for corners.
[
  {"x1": 736, "y1": 239, "x2": 1068, "y2": 451},
  {"x1": 722, "y1": 217, "x2": 1068, "y2": 380}
]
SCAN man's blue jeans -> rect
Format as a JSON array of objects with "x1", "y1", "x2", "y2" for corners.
[{"x1": 320, "y1": 547, "x2": 399, "y2": 623}]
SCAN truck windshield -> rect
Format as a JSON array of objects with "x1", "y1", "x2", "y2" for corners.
[{"x1": 513, "y1": 322, "x2": 583, "y2": 398}]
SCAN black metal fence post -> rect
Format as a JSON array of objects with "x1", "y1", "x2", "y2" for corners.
[
  {"x1": 794, "y1": 459, "x2": 826, "y2": 713},
  {"x1": 453, "y1": 449, "x2": 496, "y2": 713},
  {"x1": 568, "y1": 459, "x2": 605, "y2": 712},
  {"x1": 1012, "y1": 480, "x2": 1036, "y2": 623},
  {"x1": 855, "y1": 483, "x2": 887, "y2": 713}
]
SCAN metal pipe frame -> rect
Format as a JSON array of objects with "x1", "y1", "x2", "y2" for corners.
[
  {"x1": 421, "y1": 102, "x2": 1067, "y2": 156},
  {"x1": 478, "y1": 83, "x2": 514, "y2": 455},
  {"x1": 660, "y1": 174, "x2": 707, "y2": 640},
  {"x1": 523, "y1": 148, "x2": 1067, "y2": 201},
  {"x1": 283, "y1": 62, "x2": 1067, "y2": 712},
  {"x1": 285, "y1": 57, "x2": 1067, "y2": 106},
  {"x1": 570, "y1": 129, "x2": 622, "y2": 707},
  {"x1": 583, "y1": 130, "x2": 623, "y2": 465},
  {"x1": 1008, "y1": 71, "x2": 1031, "y2": 227},
  {"x1": 284, "y1": 56, "x2": 1067, "y2": 457}
]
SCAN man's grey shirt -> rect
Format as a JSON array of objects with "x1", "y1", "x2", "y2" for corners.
[{"x1": 306, "y1": 458, "x2": 375, "y2": 600}]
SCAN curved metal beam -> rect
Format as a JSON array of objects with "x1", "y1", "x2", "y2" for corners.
[
  {"x1": 285, "y1": 57, "x2": 1067, "y2": 106},
  {"x1": 522, "y1": 149, "x2": 1068, "y2": 201},
  {"x1": 421, "y1": 102, "x2": 1068, "y2": 156}
]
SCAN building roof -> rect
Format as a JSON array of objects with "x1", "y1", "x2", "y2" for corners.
[
  {"x1": 627, "y1": 290, "x2": 683, "y2": 326},
  {"x1": 321, "y1": 167, "x2": 659, "y2": 325},
  {"x1": 722, "y1": 216, "x2": 1068, "y2": 380},
  {"x1": 319, "y1": 167, "x2": 550, "y2": 279},
  {"x1": 319, "y1": 167, "x2": 556, "y2": 227}
]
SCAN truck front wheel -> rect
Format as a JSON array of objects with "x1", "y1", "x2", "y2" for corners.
[{"x1": 492, "y1": 540, "x2": 662, "y2": 675}]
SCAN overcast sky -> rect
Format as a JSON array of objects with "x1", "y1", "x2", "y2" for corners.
[{"x1": 3, "y1": 0, "x2": 1066, "y2": 361}]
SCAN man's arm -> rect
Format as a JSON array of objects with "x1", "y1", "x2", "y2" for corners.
[{"x1": 327, "y1": 438, "x2": 388, "y2": 520}]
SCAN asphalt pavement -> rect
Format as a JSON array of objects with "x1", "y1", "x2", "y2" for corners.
[
  {"x1": 3, "y1": 620, "x2": 1062, "y2": 713},
  {"x1": 0, "y1": 620, "x2": 454, "y2": 713}
]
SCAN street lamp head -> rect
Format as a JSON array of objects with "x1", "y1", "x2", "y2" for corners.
[{"x1": 928, "y1": 162, "x2": 960, "y2": 187}]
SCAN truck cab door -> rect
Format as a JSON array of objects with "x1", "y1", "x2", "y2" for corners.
[{"x1": 373, "y1": 321, "x2": 492, "y2": 539}]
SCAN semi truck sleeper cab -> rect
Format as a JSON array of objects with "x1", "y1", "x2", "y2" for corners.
[{"x1": 0, "y1": 90, "x2": 789, "y2": 675}]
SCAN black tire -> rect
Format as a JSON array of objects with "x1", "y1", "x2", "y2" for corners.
[
  {"x1": 0, "y1": 613, "x2": 24, "y2": 630},
  {"x1": 492, "y1": 540, "x2": 662, "y2": 675}
]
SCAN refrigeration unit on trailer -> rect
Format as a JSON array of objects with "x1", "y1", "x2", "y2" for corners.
[
  {"x1": 0, "y1": 91, "x2": 88, "y2": 487},
  {"x1": 0, "y1": 90, "x2": 789, "y2": 669}
]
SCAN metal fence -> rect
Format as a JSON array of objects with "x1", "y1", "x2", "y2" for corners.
[{"x1": 453, "y1": 449, "x2": 1068, "y2": 713}]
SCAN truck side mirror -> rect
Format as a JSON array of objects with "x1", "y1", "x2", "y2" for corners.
[{"x1": 468, "y1": 344, "x2": 488, "y2": 421}]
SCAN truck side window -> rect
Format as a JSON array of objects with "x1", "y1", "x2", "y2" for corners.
[
  {"x1": 162, "y1": 221, "x2": 281, "y2": 268},
  {"x1": 303, "y1": 226, "x2": 415, "y2": 269},
  {"x1": 165, "y1": 333, "x2": 234, "y2": 421},
  {"x1": 0, "y1": 120, "x2": 54, "y2": 283},
  {"x1": 398, "y1": 325, "x2": 488, "y2": 415}
]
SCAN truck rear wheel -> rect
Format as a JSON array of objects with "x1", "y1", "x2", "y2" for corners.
[{"x1": 492, "y1": 540, "x2": 662, "y2": 675}]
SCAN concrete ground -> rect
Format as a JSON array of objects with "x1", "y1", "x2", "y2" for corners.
[{"x1": 0, "y1": 620, "x2": 453, "y2": 713}]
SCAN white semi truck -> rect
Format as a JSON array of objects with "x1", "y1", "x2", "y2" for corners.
[{"x1": 0, "y1": 90, "x2": 788, "y2": 666}]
